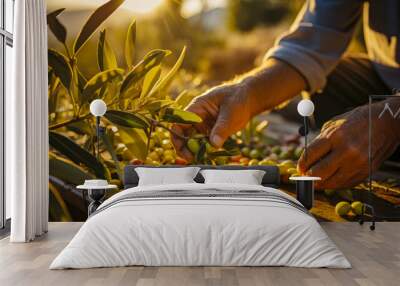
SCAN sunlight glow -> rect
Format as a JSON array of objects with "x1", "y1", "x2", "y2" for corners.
[
  {"x1": 47, "y1": 0, "x2": 164, "y2": 14},
  {"x1": 122, "y1": 0, "x2": 164, "y2": 14},
  {"x1": 47, "y1": 0, "x2": 228, "y2": 16},
  {"x1": 182, "y1": 0, "x2": 226, "y2": 17}
]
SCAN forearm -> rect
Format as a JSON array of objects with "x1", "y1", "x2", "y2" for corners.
[{"x1": 236, "y1": 58, "x2": 307, "y2": 117}]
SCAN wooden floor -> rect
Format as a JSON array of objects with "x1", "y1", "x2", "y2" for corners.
[{"x1": 0, "y1": 222, "x2": 399, "y2": 286}]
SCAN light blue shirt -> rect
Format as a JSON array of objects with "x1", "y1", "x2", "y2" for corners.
[{"x1": 266, "y1": 0, "x2": 400, "y2": 93}]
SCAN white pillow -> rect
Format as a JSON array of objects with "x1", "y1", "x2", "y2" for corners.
[
  {"x1": 200, "y1": 169, "x2": 266, "y2": 185},
  {"x1": 135, "y1": 167, "x2": 200, "y2": 186}
]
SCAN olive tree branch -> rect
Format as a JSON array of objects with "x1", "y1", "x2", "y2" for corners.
[{"x1": 49, "y1": 113, "x2": 91, "y2": 130}]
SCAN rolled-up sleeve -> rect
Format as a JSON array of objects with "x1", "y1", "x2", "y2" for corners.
[{"x1": 265, "y1": 0, "x2": 364, "y2": 93}]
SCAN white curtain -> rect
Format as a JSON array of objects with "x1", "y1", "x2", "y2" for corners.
[{"x1": 7, "y1": 0, "x2": 49, "y2": 242}]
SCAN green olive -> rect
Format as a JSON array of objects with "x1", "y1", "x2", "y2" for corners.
[
  {"x1": 271, "y1": 146, "x2": 282, "y2": 155},
  {"x1": 215, "y1": 157, "x2": 227, "y2": 165},
  {"x1": 163, "y1": 149, "x2": 175, "y2": 158},
  {"x1": 161, "y1": 139, "x2": 173, "y2": 149},
  {"x1": 163, "y1": 155, "x2": 175, "y2": 164},
  {"x1": 145, "y1": 158, "x2": 155, "y2": 165},
  {"x1": 279, "y1": 151, "x2": 291, "y2": 160},
  {"x1": 249, "y1": 149, "x2": 261, "y2": 159},
  {"x1": 287, "y1": 168, "x2": 298, "y2": 175},
  {"x1": 351, "y1": 201, "x2": 364, "y2": 216},
  {"x1": 248, "y1": 159, "x2": 259, "y2": 166},
  {"x1": 155, "y1": 147, "x2": 164, "y2": 156},
  {"x1": 335, "y1": 201, "x2": 351, "y2": 216},
  {"x1": 280, "y1": 160, "x2": 296, "y2": 168},
  {"x1": 121, "y1": 148, "x2": 134, "y2": 161},
  {"x1": 187, "y1": 138, "x2": 200, "y2": 154},
  {"x1": 147, "y1": 151, "x2": 160, "y2": 161},
  {"x1": 268, "y1": 153, "x2": 279, "y2": 161},
  {"x1": 115, "y1": 144, "x2": 126, "y2": 154},
  {"x1": 241, "y1": 147, "x2": 251, "y2": 157},
  {"x1": 205, "y1": 142, "x2": 215, "y2": 153},
  {"x1": 258, "y1": 159, "x2": 276, "y2": 166}
]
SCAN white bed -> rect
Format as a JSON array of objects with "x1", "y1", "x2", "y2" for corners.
[{"x1": 50, "y1": 183, "x2": 350, "y2": 269}]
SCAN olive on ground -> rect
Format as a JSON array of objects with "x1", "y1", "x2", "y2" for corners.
[
  {"x1": 248, "y1": 159, "x2": 259, "y2": 166},
  {"x1": 351, "y1": 201, "x2": 364, "y2": 215},
  {"x1": 335, "y1": 201, "x2": 351, "y2": 216},
  {"x1": 249, "y1": 149, "x2": 261, "y2": 159}
]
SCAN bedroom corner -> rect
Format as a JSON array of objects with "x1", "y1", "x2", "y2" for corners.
[{"x1": 1, "y1": 0, "x2": 400, "y2": 285}]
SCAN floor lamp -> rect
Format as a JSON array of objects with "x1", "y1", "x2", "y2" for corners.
[
  {"x1": 290, "y1": 99, "x2": 321, "y2": 210},
  {"x1": 77, "y1": 99, "x2": 116, "y2": 216}
]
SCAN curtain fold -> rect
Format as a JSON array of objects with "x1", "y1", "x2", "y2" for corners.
[{"x1": 7, "y1": 0, "x2": 49, "y2": 242}]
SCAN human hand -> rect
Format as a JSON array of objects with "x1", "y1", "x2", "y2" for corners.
[
  {"x1": 298, "y1": 99, "x2": 400, "y2": 189},
  {"x1": 171, "y1": 83, "x2": 252, "y2": 161},
  {"x1": 171, "y1": 59, "x2": 307, "y2": 161}
]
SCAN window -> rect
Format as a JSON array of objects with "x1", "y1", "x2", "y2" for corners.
[
  {"x1": 5, "y1": 0, "x2": 13, "y2": 33},
  {"x1": 1, "y1": 0, "x2": 14, "y2": 230}
]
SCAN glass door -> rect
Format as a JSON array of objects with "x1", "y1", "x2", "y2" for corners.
[{"x1": 0, "y1": 0, "x2": 14, "y2": 230}]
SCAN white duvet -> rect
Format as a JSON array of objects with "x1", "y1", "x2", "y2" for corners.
[{"x1": 50, "y1": 183, "x2": 351, "y2": 269}]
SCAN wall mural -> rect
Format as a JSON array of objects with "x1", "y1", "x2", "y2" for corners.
[{"x1": 47, "y1": 0, "x2": 400, "y2": 222}]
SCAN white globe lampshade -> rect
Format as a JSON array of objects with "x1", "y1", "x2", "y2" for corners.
[
  {"x1": 90, "y1": 99, "x2": 107, "y2": 117},
  {"x1": 297, "y1": 99, "x2": 315, "y2": 117}
]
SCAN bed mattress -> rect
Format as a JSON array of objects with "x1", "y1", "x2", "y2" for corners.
[{"x1": 50, "y1": 183, "x2": 350, "y2": 269}]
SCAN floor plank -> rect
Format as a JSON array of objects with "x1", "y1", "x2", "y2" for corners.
[{"x1": 0, "y1": 222, "x2": 399, "y2": 286}]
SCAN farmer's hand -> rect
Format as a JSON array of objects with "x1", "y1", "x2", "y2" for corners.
[
  {"x1": 171, "y1": 59, "x2": 306, "y2": 161},
  {"x1": 298, "y1": 98, "x2": 400, "y2": 189},
  {"x1": 171, "y1": 83, "x2": 252, "y2": 160}
]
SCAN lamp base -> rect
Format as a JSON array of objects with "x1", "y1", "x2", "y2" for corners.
[
  {"x1": 289, "y1": 176, "x2": 321, "y2": 210},
  {"x1": 87, "y1": 189, "x2": 106, "y2": 216}
]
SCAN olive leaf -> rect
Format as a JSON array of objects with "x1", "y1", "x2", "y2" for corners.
[
  {"x1": 66, "y1": 120, "x2": 94, "y2": 136},
  {"x1": 77, "y1": 69, "x2": 87, "y2": 93},
  {"x1": 118, "y1": 127, "x2": 148, "y2": 161},
  {"x1": 98, "y1": 29, "x2": 118, "y2": 71},
  {"x1": 140, "y1": 66, "x2": 161, "y2": 99},
  {"x1": 175, "y1": 90, "x2": 197, "y2": 108},
  {"x1": 49, "y1": 182, "x2": 72, "y2": 222},
  {"x1": 69, "y1": 63, "x2": 83, "y2": 110},
  {"x1": 48, "y1": 71, "x2": 60, "y2": 115},
  {"x1": 48, "y1": 49, "x2": 72, "y2": 89},
  {"x1": 49, "y1": 152, "x2": 94, "y2": 185},
  {"x1": 125, "y1": 19, "x2": 136, "y2": 68},
  {"x1": 255, "y1": 120, "x2": 269, "y2": 133},
  {"x1": 100, "y1": 129, "x2": 123, "y2": 180},
  {"x1": 161, "y1": 107, "x2": 202, "y2": 124},
  {"x1": 195, "y1": 141, "x2": 207, "y2": 164},
  {"x1": 73, "y1": 0, "x2": 125, "y2": 55},
  {"x1": 149, "y1": 46, "x2": 186, "y2": 97},
  {"x1": 120, "y1": 49, "x2": 171, "y2": 96},
  {"x1": 49, "y1": 131, "x2": 107, "y2": 179},
  {"x1": 82, "y1": 68, "x2": 124, "y2": 101},
  {"x1": 222, "y1": 137, "x2": 240, "y2": 153},
  {"x1": 104, "y1": 110, "x2": 150, "y2": 130},
  {"x1": 143, "y1": 99, "x2": 174, "y2": 113},
  {"x1": 47, "y1": 8, "x2": 67, "y2": 45}
]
